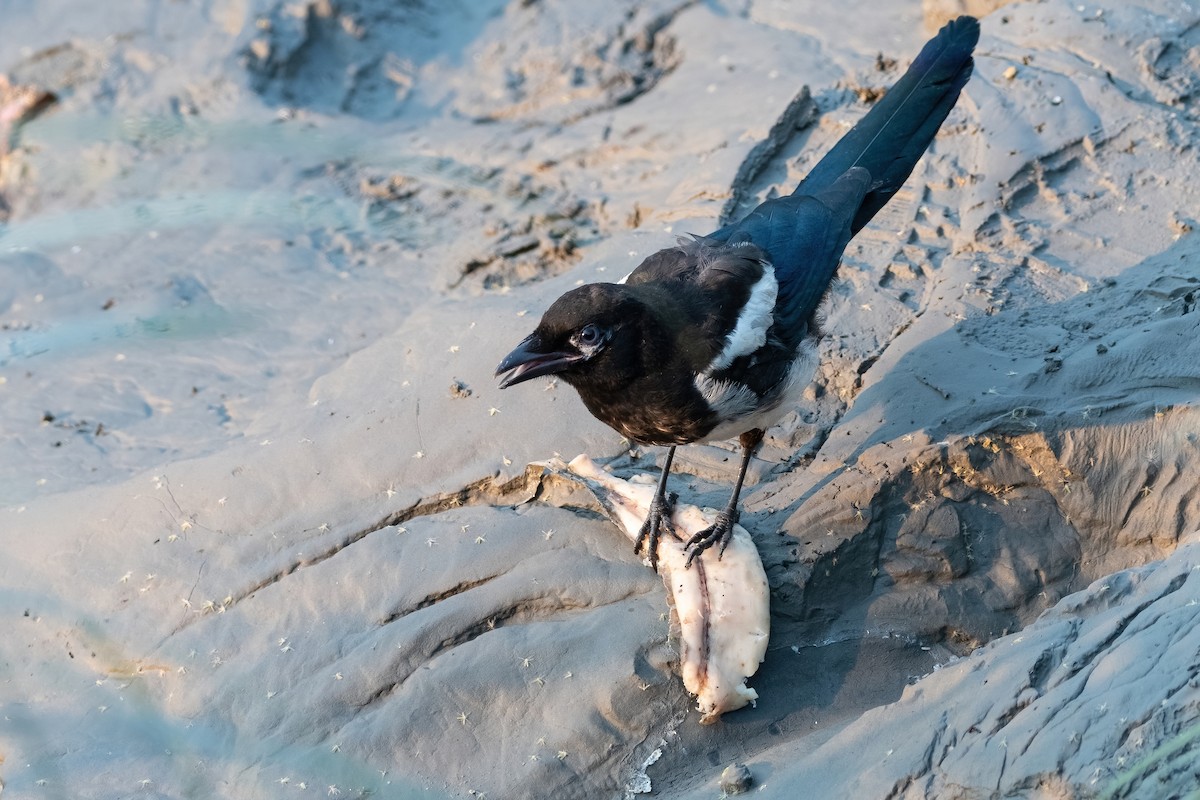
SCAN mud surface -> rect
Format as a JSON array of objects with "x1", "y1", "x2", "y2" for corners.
[{"x1": 3, "y1": 1, "x2": 1200, "y2": 798}]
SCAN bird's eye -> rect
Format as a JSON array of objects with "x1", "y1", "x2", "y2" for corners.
[{"x1": 577, "y1": 323, "x2": 603, "y2": 347}]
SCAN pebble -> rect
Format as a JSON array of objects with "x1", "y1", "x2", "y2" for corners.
[{"x1": 719, "y1": 763, "x2": 753, "y2": 795}]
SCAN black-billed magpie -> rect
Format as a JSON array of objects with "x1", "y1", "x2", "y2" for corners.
[{"x1": 496, "y1": 17, "x2": 980, "y2": 570}]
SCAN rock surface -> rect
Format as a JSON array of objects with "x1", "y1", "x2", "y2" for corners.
[{"x1": 2, "y1": 0, "x2": 1199, "y2": 798}]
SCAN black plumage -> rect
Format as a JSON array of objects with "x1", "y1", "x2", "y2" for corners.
[{"x1": 496, "y1": 17, "x2": 980, "y2": 569}]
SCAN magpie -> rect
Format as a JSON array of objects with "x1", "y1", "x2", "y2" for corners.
[{"x1": 496, "y1": 17, "x2": 980, "y2": 570}]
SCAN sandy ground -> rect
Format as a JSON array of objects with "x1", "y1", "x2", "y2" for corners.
[{"x1": 2, "y1": 0, "x2": 1200, "y2": 797}]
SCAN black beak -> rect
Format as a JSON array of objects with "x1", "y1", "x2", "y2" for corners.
[{"x1": 495, "y1": 335, "x2": 582, "y2": 389}]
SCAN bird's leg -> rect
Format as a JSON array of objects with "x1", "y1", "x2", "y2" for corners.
[
  {"x1": 634, "y1": 446, "x2": 677, "y2": 572},
  {"x1": 684, "y1": 429, "x2": 764, "y2": 569}
]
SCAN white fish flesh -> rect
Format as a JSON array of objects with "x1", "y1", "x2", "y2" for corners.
[{"x1": 563, "y1": 455, "x2": 770, "y2": 723}]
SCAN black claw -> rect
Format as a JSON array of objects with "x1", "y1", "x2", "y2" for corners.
[
  {"x1": 683, "y1": 510, "x2": 737, "y2": 569},
  {"x1": 634, "y1": 491, "x2": 676, "y2": 572}
]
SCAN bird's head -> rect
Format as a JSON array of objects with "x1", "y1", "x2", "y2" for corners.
[{"x1": 495, "y1": 283, "x2": 642, "y2": 390}]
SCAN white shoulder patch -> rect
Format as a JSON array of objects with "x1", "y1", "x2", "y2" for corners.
[{"x1": 706, "y1": 261, "x2": 777, "y2": 372}]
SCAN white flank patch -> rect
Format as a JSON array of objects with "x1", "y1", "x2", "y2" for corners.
[
  {"x1": 701, "y1": 339, "x2": 818, "y2": 443},
  {"x1": 695, "y1": 373, "x2": 759, "y2": 422},
  {"x1": 616, "y1": 269, "x2": 634, "y2": 285},
  {"x1": 706, "y1": 261, "x2": 777, "y2": 372}
]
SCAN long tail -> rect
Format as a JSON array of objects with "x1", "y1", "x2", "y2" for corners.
[
  {"x1": 702, "y1": 17, "x2": 979, "y2": 338},
  {"x1": 797, "y1": 16, "x2": 979, "y2": 233}
]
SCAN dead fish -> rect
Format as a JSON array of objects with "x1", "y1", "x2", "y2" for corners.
[{"x1": 563, "y1": 455, "x2": 770, "y2": 723}]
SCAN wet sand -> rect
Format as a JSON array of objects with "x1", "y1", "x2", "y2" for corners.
[{"x1": 2, "y1": 1, "x2": 1200, "y2": 797}]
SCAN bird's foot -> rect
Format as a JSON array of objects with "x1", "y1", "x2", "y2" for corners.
[
  {"x1": 684, "y1": 510, "x2": 738, "y2": 569},
  {"x1": 634, "y1": 491, "x2": 677, "y2": 573}
]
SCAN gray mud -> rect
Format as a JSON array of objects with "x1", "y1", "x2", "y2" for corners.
[{"x1": 3, "y1": 1, "x2": 1200, "y2": 798}]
